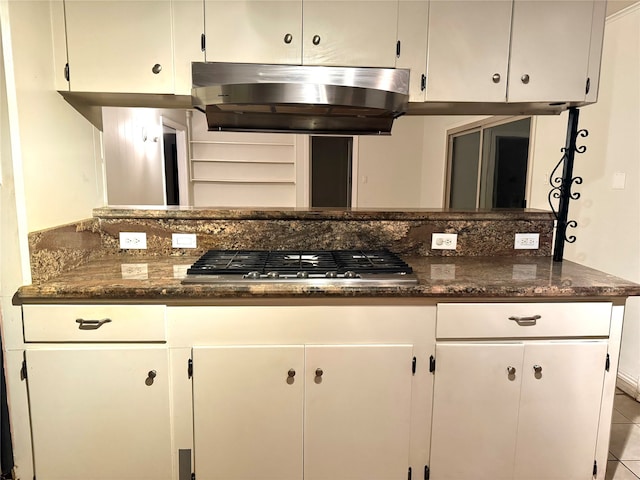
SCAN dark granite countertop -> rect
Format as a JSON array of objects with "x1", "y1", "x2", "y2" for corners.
[
  {"x1": 94, "y1": 206, "x2": 555, "y2": 221},
  {"x1": 15, "y1": 254, "x2": 640, "y2": 304}
]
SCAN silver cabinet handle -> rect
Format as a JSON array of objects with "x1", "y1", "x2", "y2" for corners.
[
  {"x1": 507, "y1": 366, "x2": 516, "y2": 375},
  {"x1": 521, "y1": 73, "x2": 530, "y2": 84},
  {"x1": 152, "y1": 64, "x2": 162, "y2": 74},
  {"x1": 492, "y1": 73, "x2": 501, "y2": 83},
  {"x1": 533, "y1": 365, "x2": 542, "y2": 374},
  {"x1": 508, "y1": 314, "x2": 540, "y2": 326},
  {"x1": 284, "y1": 33, "x2": 293, "y2": 44},
  {"x1": 312, "y1": 35, "x2": 321, "y2": 45},
  {"x1": 288, "y1": 368, "x2": 296, "y2": 378},
  {"x1": 75, "y1": 318, "x2": 112, "y2": 330},
  {"x1": 315, "y1": 368, "x2": 323, "y2": 377}
]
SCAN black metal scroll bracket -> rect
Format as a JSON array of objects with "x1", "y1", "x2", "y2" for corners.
[{"x1": 548, "y1": 107, "x2": 588, "y2": 262}]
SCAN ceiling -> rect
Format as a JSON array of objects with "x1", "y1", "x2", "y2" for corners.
[{"x1": 606, "y1": 0, "x2": 639, "y2": 16}]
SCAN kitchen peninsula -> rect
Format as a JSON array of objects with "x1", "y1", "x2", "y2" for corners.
[{"x1": 12, "y1": 207, "x2": 640, "y2": 480}]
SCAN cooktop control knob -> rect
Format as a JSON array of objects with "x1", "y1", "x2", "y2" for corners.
[
  {"x1": 247, "y1": 271, "x2": 261, "y2": 279},
  {"x1": 296, "y1": 271, "x2": 309, "y2": 278},
  {"x1": 325, "y1": 271, "x2": 338, "y2": 278},
  {"x1": 266, "y1": 271, "x2": 280, "y2": 278},
  {"x1": 344, "y1": 271, "x2": 357, "y2": 278}
]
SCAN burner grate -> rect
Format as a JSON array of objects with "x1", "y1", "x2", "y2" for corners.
[
  {"x1": 186, "y1": 248, "x2": 412, "y2": 275},
  {"x1": 333, "y1": 250, "x2": 413, "y2": 274}
]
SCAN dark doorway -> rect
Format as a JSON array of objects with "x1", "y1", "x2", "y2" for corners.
[
  {"x1": 493, "y1": 136, "x2": 529, "y2": 208},
  {"x1": 163, "y1": 129, "x2": 179, "y2": 206},
  {"x1": 311, "y1": 136, "x2": 353, "y2": 208}
]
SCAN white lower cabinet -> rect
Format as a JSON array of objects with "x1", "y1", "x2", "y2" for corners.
[
  {"x1": 26, "y1": 347, "x2": 173, "y2": 480},
  {"x1": 192, "y1": 344, "x2": 414, "y2": 480},
  {"x1": 20, "y1": 302, "x2": 618, "y2": 480},
  {"x1": 430, "y1": 301, "x2": 612, "y2": 480}
]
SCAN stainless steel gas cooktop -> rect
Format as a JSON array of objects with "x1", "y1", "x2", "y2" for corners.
[{"x1": 182, "y1": 249, "x2": 418, "y2": 286}]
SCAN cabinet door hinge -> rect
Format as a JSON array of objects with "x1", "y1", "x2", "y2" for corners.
[
  {"x1": 593, "y1": 460, "x2": 597, "y2": 476},
  {"x1": 605, "y1": 353, "x2": 610, "y2": 372},
  {"x1": 429, "y1": 355, "x2": 436, "y2": 373},
  {"x1": 20, "y1": 359, "x2": 27, "y2": 381},
  {"x1": 200, "y1": 33, "x2": 206, "y2": 52},
  {"x1": 407, "y1": 467, "x2": 412, "y2": 480},
  {"x1": 412, "y1": 356, "x2": 416, "y2": 375},
  {"x1": 421, "y1": 74, "x2": 426, "y2": 91},
  {"x1": 396, "y1": 40, "x2": 401, "y2": 57},
  {"x1": 586, "y1": 77, "x2": 591, "y2": 95},
  {"x1": 64, "y1": 63, "x2": 70, "y2": 82},
  {"x1": 188, "y1": 358, "x2": 193, "y2": 378},
  {"x1": 424, "y1": 465, "x2": 430, "y2": 480}
]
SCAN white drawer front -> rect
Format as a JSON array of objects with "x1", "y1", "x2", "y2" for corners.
[
  {"x1": 23, "y1": 305, "x2": 166, "y2": 342},
  {"x1": 437, "y1": 302, "x2": 612, "y2": 339}
]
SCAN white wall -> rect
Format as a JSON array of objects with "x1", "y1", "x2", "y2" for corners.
[
  {"x1": 5, "y1": 1, "x2": 104, "y2": 232},
  {"x1": 528, "y1": 5, "x2": 640, "y2": 392},
  {"x1": 102, "y1": 107, "x2": 166, "y2": 205},
  {"x1": 357, "y1": 116, "x2": 426, "y2": 208}
]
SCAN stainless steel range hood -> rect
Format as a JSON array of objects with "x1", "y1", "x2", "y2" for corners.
[{"x1": 191, "y1": 62, "x2": 410, "y2": 135}]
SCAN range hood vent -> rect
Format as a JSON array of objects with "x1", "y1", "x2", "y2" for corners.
[{"x1": 191, "y1": 62, "x2": 410, "y2": 135}]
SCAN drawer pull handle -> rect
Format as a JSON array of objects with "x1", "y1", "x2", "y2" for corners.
[
  {"x1": 75, "y1": 318, "x2": 112, "y2": 330},
  {"x1": 508, "y1": 315, "x2": 541, "y2": 326}
]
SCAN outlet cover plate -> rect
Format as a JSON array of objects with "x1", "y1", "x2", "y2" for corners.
[
  {"x1": 431, "y1": 233, "x2": 458, "y2": 250},
  {"x1": 119, "y1": 232, "x2": 147, "y2": 249},
  {"x1": 514, "y1": 233, "x2": 539, "y2": 250},
  {"x1": 172, "y1": 233, "x2": 197, "y2": 248}
]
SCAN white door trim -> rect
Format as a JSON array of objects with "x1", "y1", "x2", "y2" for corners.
[{"x1": 161, "y1": 116, "x2": 190, "y2": 207}]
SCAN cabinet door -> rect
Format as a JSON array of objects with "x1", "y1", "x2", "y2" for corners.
[
  {"x1": 303, "y1": 0, "x2": 399, "y2": 67},
  {"x1": 304, "y1": 345, "x2": 413, "y2": 480},
  {"x1": 508, "y1": 0, "x2": 595, "y2": 102},
  {"x1": 204, "y1": 1, "x2": 303, "y2": 64},
  {"x1": 192, "y1": 346, "x2": 304, "y2": 480},
  {"x1": 397, "y1": 0, "x2": 429, "y2": 101},
  {"x1": 64, "y1": 0, "x2": 174, "y2": 93},
  {"x1": 514, "y1": 341, "x2": 607, "y2": 479},
  {"x1": 425, "y1": 0, "x2": 512, "y2": 102},
  {"x1": 429, "y1": 343, "x2": 524, "y2": 480},
  {"x1": 26, "y1": 347, "x2": 172, "y2": 480}
]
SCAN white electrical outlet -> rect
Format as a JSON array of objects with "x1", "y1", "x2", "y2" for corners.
[
  {"x1": 431, "y1": 233, "x2": 458, "y2": 250},
  {"x1": 119, "y1": 232, "x2": 147, "y2": 249},
  {"x1": 514, "y1": 233, "x2": 539, "y2": 250},
  {"x1": 172, "y1": 233, "x2": 197, "y2": 248}
]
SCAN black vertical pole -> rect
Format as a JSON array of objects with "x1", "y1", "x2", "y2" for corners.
[{"x1": 553, "y1": 107, "x2": 580, "y2": 262}]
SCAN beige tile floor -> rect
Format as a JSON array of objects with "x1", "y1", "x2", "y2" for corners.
[{"x1": 608, "y1": 389, "x2": 640, "y2": 479}]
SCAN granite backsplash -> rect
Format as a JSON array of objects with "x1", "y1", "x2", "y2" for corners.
[{"x1": 28, "y1": 208, "x2": 556, "y2": 283}]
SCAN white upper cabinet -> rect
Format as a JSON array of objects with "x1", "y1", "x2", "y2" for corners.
[
  {"x1": 396, "y1": 0, "x2": 429, "y2": 101},
  {"x1": 302, "y1": 0, "x2": 399, "y2": 67},
  {"x1": 204, "y1": 0, "x2": 399, "y2": 67},
  {"x1": 62, "y1": 0, "x2": 203, "y2": 94},
  {"x1": 424, "y1": 0, "x2": 601, "y2": 104},
  {"x1": 64, "y1": 0, "x2": 175, "y2": 93},
  {"x1": 508, "y1": 0, "x2": 596, "y2": 103},
  {"x1": 426, "y1": 0, "x2": 513, "y2": 102},
  {"x1": 204, "y1": 1, "x2": 303, "y2": 65}
]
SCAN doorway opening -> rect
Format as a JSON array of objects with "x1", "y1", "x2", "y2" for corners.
[
  {"x1": 160, "y1": 115, "x2": 190, "y2": 206},
  {"x1": 310, "y1": 136, "x2": 353, "y2": 208},
  {"x1": 162, "y1": 126, "x2": 179, "y2": 205},
  {"x1": 446, "y1": 117, "x2": 532, "y2": 209}
]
